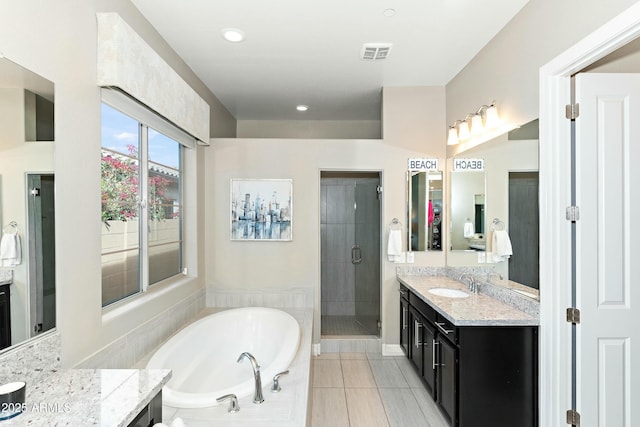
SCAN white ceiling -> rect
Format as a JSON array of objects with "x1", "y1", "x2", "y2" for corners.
[{"x1": 131, "y1": 0, "x2": 529, "y2": 121}]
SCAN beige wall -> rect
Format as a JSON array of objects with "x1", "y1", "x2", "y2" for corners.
[
  {"x1": 446, "y1": 0, "x2": 640, "y2": 158},
  {"x1": 237, "y1": 120, "x2": 381, "y2": 139},
  {"x1": 207, "y1": 86, "x2": 446, "y2": 346},
  {"x1": 0, "y1": 0, "x2": 226, "y2": 366}
]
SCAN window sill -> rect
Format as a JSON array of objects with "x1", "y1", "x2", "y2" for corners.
[{"x1": 101, "y1": 274, "x2": 197, "y2": 324}]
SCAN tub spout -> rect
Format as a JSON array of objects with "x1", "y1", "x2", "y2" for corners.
[{"x1": 237, "y1": 352, "x2": 264, "y2": 404}]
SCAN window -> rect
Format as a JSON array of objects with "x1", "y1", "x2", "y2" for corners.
[{"x1": 101, "y1": 90, "x2": 192, "y2": 307}]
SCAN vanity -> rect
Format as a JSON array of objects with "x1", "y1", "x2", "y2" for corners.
[{"x1": 398, "y1": 274, "x2": 538, "y2": 427}]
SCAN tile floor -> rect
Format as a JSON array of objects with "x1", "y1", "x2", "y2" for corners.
[{"x1": 311, "y1": 352, "x2": 449, "y2": 427}]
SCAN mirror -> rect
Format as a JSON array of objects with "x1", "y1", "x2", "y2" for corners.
[
  {"x1": 407, "y1": 159, "x2": 443, "y2": 251},
  {"x1": 450, "y1": 165, "x2": 486, "y2": 251},
  {"x1": 447, "y1": 120, "x2": 539, "y2": 297},
  {"x1": 0, "y1": 57, "x2": 56, "y2": 353}
]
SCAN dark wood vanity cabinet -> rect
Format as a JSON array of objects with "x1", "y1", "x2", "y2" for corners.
[
  {"x1": 0, "y1": 284, "x2": 11, "y2": 350},
  {"x1": 399, "y1": 283, "x2": 538, "y2": 427},
  {"x1": 400, "y1": 287, "x2": 410, "y2": 357}
]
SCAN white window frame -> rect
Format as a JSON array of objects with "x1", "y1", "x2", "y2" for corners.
[{"x1": 101, "y1": 88, "x2": 195, "y2": 306}]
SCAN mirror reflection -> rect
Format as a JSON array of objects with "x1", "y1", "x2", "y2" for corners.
[
  {"x1": 0, "y1": 57, "x2": 56, "y2": 352},
  {"x1": 450, "y1": 169, "x2": 486, "y2": 251},
  {"x1": 408, "y1": 168, "x2": 443, "y2": 252},
  {"x1": 447, "y1": 120, "x2": 539, "y2": 296}
]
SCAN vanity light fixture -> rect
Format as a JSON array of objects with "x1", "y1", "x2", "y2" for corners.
[{"x1": 446, "y1": 101, "x2": 517, "y2": 146}]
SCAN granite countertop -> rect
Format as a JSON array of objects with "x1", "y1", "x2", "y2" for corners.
[
  {"x1": 2, "y1": 369, "x2": 171, "y2": 426},
  {"x1": 397, "y1": 275, "x2": 538, "y2": 326}
]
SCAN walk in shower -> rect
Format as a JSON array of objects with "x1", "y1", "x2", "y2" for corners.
[{"x1": 320, "y1": 172, "x2": 381, "y2": 337}]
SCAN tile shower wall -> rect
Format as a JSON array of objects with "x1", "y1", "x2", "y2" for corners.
[
  {"x1": 321, "y1": 177, "x2": 380, "y2": 320},
  {"x1": 321, "y1": 179, "x2": 356, "y2": 316}
]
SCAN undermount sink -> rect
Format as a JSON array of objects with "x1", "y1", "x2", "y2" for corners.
[{"x1": 428, "y1": 288, "x2": 470, "y2": 298}]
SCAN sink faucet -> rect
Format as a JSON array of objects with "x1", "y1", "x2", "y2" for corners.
[
  {"x1": 486, "y1": 271, "x2": 504, "y2": 282},
  {"x1": 237, "y1": 352, "x2": 264, "y2": 404},
  {"x1": 459, "y1": 273, "x2": 478, "y2": 294}
]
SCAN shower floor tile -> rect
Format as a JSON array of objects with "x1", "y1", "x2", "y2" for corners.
[{"x1": 321, "y1": 315, "x2": 378, "y2": 336}]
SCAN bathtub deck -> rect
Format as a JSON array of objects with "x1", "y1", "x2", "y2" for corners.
[{"x1": 160, "y1": 307, "x2": 313, "y2": 427}]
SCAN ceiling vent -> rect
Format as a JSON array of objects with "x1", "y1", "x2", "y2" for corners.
[{"x1": 360, "y1": 43, "x2": 393, "y2": 61}]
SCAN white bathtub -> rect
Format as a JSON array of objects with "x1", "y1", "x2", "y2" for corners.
[{"x1": 146, "y1": 307, "x2": 301, "y2": 408}]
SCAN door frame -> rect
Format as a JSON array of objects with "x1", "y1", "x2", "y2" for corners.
[
  {"x1": 539, "y1": 3, "x2": 640, "y2": 425},
  {"x1": 317, "y1": 169, "x2": 384, "y2": 343}
]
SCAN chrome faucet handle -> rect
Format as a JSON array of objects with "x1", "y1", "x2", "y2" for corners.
[
  {"x1": 216, "y1": 393, "x2": 240, "y2": 413},
  {"x1": 271, "y1": 370, "x2": 290, "y2": 392}
]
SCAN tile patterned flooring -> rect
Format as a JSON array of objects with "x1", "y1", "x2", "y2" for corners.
[{"x1": 311, "y1": 352, "x2": 449, "y2": 427}]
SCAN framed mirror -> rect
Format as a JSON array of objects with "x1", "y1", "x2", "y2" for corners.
[
  {"x1": 0, "y1": 57, "x2": 56, "y2": 353},
  {"x1": 449, "y1": 158, "x2": 486, "y2": 251},
  {"x1": 447, "y1": 120, "x2": 539, "y2": 298},
  {"x1": 407, "y1": 159, "x2": 442, "y2": 252}
]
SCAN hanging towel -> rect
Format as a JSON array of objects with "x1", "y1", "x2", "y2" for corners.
[
  {"x1": 463, "y1": 220, "x2": 475, "y2": 238},
  {"x1": 428, "y1": 201, "x2": 434, "y2": 226},
  {"x1": 491, "y1": 229, "x2": 513, "y2": 263},
  {"x1": 387, "y1": 229, "x2": 403, "y2": 262},
  {"x1": 0, "y1": 229, "x2": 21, "y2": 267}
]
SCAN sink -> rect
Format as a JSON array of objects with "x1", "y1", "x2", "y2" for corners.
[{"x1": 428, "y1": 288, "x2": 470, "y2": 298}]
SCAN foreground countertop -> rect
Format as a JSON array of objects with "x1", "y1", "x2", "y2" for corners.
[
  {"x1": 397, "y1": 275, "x2": 538, "y2": 326},
  {"x1": 2, "y1": 369, "x2": 171, "y2": 426}
]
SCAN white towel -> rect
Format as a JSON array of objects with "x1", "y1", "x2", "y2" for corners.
[
  {"x1": 491, "y1": 229, "x2": 513, "y2": 263},
  {"x1": 463, "y1": 221, "x2": 475, "y2": 238},
  {"x1": 387, "y1": 229, "x2": 403, "y2": 262},
  {"x1": 0, "y1": 231, "x2": 21, "y2": 267}
]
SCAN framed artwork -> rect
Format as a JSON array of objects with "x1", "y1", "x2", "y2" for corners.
[{"x1": 230, "y1": 178, "x2": 293, "y2": 241}]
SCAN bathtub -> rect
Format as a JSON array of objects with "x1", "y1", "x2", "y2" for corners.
[{"x1": 146, "y1": 307, "x2": 301, "y2": 408}]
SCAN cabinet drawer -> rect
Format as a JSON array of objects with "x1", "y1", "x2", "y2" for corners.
[
  {"x1": 409, "y1": 292, "x2": 436, "y2": 323},
  {"x1": 434, "y1": 314, "x2": 457, "y2": 344}
]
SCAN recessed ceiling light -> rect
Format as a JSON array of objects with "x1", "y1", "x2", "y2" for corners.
[
  {"x1": 296, "y1": 105, "x2": 309, "y2": 112},
  {"x1": 222, "y1": 28, "x2": 245, "y2": 43},
  {"x1": 383, "y1": 8, "x2": 396, "y2": 17}
]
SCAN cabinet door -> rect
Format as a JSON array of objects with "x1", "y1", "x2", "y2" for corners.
[
  {"x1": 438, "y1": 336, "x2": 457, "y2": 425},
  {"x1": 409, "y1": 308, "x2": 424, "y2": 376},
  {"x1": 400, "y1": 296, "x2": 409, "y2": 357},
  {"x1": 0, "y1": 285, "x2": 10, "y2": 350},
  {"x1": 422, "y1": 321, "x2": 436, "y2": 397}
]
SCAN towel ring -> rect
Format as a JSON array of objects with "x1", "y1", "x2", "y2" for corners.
[
  {"x1": 492, "y1": 218, "x2": 505, "y2": 231},
  {"x1": 389, "y1": 218, "x2": 402, "y2": 230},
  {"x1": 2, "y1": 221, "x2": 19, "y2": 234}
]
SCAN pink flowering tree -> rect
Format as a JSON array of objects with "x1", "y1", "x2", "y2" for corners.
[{"x1": 101, "y1": 144, "x2": 172, "y2": 222}]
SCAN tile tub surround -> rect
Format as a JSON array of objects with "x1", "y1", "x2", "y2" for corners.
[
  {"x1": 154, "y1": 307, "x2": 313, "y2": 427},
  {"x1": 76, "y1": 288, "x2": 205, "y2": 369},
  {"x1": 397, "y1": 275, "x2": 538, "y2": 326},
  {"x1": 1, "y1": 369, "x2": 171, "y2": 426}
]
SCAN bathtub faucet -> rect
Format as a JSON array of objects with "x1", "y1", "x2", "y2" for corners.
[{"x1": 237, "y1": 352, "x2": 264, "y2": 404}]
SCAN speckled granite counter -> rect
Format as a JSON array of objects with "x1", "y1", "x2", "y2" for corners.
[
  {"x1": 397, "y1": 275, "x2": 538, "y2": 326},
  {"x1": 2, "y1": 369, "x2": 171, "y2": 426}
]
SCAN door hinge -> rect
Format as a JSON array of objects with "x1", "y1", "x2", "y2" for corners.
[
  {"x1": 566, "y1": 409, "x2": 581, "y2": 426},
  {"x1": 566, "y1": 206, "x2": 580, "y2": 222},
  {"x1": 565, "y1": 103, "x2": 580, "y2": 120},
  {"x1": 566, "y1": 307, "x2": 581, "y2": 324}
]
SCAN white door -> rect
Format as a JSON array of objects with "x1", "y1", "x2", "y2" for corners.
[{"x1": 575, "y1": 73, "x2": 640, "y2": 426}]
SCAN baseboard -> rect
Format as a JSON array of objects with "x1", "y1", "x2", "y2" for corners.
[{"x1": 382, "y1": 344, "x2": 405, "y2": 357}]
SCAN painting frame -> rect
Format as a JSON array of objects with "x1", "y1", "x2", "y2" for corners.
[{"x1": 230, "y1": 178, "x2": 293, "y2": 241}]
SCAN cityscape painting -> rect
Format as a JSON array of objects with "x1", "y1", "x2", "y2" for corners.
[{"x1": 230, "y1": 178, "x2": 293, "y2": 241}]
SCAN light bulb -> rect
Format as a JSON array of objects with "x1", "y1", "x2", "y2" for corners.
[
  {"x1": 470, "y1": 114, "x2": 483, "y2": 135},
  {"x1": 447, "y1": 127, "x2": 458, "y2": 145},
  {"x1": 458, "y1": 121, "x2": 470, "y2": 140},
  {"x1": 485, "y1": 104, "x2": 499, "y2": 129}
]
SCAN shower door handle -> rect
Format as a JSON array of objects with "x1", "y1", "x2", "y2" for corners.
[{"x1": 351, "y1": 245, "x2": 362, "y2": 264}]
